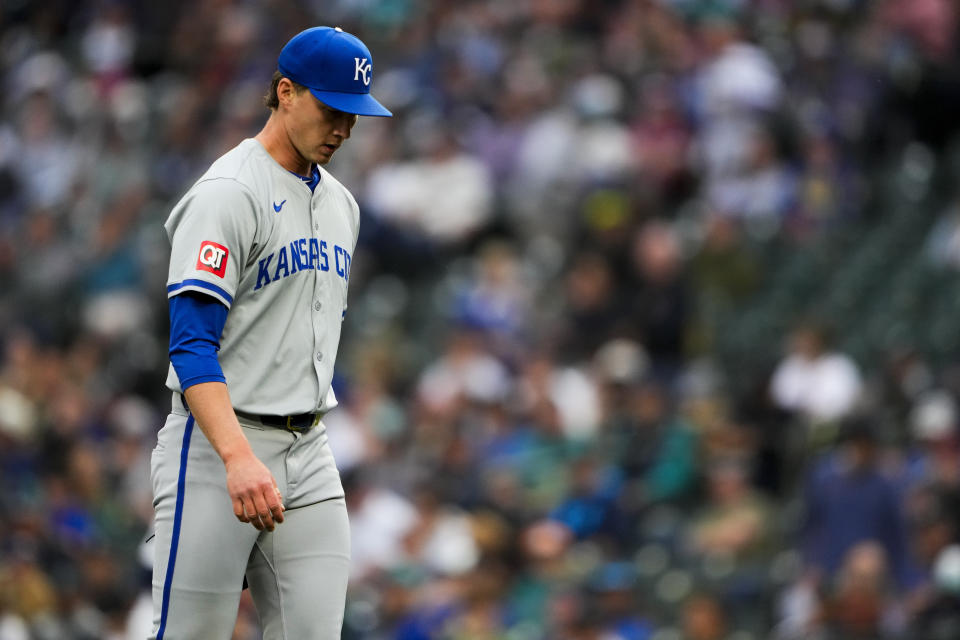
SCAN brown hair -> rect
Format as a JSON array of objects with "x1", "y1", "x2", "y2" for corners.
[{"x1": 263, "y1": 71, "x2": 307, "y2": 110}]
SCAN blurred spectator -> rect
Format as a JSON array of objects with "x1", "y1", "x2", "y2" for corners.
[
  {"x1": 586, "y1": 562, "x2": 654, "y2": 640},
  {"x1": 450, "y1": 240, "x2": 532, "y2": 347},
  {"x1": 344, "y1": 471, "x2": 420, "y2": 582},
  {"x1": 626, "y1": 221, "x2": 690, "y2": 372},
  {"x1": 631, "y1": 75, "x2": 695, "y2": 209},
  {"x1": 80, "y1": 5, "x2": 135, "y2": 92},
  {"x1": 770, "y1": 323, "x2": 863, "y2": 425},
  {"x1": 688, "y1": 456, "x2": 776, "y2": 565},
  {"x1": 695, "y1": 11, "x2": 783, "y2": 187},
  {"x1": 365, "y1": 126, "x2": 493, "y2": 247},
  {"x1": 792, "y1": 132, "x2": 861, "y2": 236},
  {"x1": 900, "y1": 390, "x2": 960, "y2": 496},
  {"x1": 911, "y1": 545, "x2": 960, "y2": 640},
  {"x1": 680, "y1": 592, "x2": 730, "y2": 640},
  {"x1": 404, "y1": 485, "x2": 479, "y2": 576},
  {"x1": 440, "y1": 566, "x2": 509, "y2": 640},
  {"x1": 15, "y1": 89, "x2": 81, "y2": 210},
  {"x1": 690, "y1": 217, "x2": 761, "y2": 304},
  {"x1": 686, "y1": 453, "x2": 777, "y2": 631},
  {"x1": 569, "y1": 74, "x2": 636, "y2": 182},
  {"x1": 800, "y1": 418, "x2": 915, "y2": 590},
  {"x1": 516, "y1": 351, "x2": 602, "y2": 440},
  {"x1": 820, "y1": 542, "x2": 903, "y2": 640},
  {"x1": 549, "y1": 453, "x2": 621, "y2": 542},
  {"x1": 557, "y1": 251, "x2": 624, "y2": 362},
  {"x1": 416, "y1": 328, "x2": 511, "y2": 420},
  {"x1": 708, "y1": 127, "x2": 796, "y2": 232},
  {"x1": 598, "y1": 375, "x2": 699, "y2": 518},
  {"x1": 904, "y1": 485, "x2": 959, "y2": 620},
  {"x1": 926, "y1": 194, "x2": 960, "y2": 269},
  {"x1": 0, "y1": 559, "x2": 57, "y2": 638}
]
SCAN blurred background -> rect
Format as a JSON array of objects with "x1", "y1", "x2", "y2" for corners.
[{"x1": 3, "y1": 0, "x2": 960, "y2": 638}]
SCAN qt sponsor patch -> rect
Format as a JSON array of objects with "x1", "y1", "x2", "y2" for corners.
[{"x1": 196, "y1": 241, "x2": 229, "y2": 278}]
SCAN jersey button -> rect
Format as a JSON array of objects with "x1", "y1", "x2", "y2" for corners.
[
  {"x1": 316, "y1": 352, "x2": 324, "y2": 362},
  {"x1": 314, "y1": 223, "x2": 319, "y2": 230},
  {"x1": 314, "y1": 301, "x2": 322, "y2": 311}
]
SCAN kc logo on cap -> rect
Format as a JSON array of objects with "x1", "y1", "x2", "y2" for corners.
[
  {"x1": 354, "y1": 57, "x2": 371, "y2": 86},
  {"x1": 277, "y1": 26, "x2": 392, "y2": 117}
]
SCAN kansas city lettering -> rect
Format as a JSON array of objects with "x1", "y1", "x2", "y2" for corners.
[{"x1": 254, "y1": 238, "x2": 351, "y2": 290}]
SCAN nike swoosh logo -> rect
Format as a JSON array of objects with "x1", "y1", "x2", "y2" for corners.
[{"x1": 273, "y1": 199, "x2": 286, "y2": 212}]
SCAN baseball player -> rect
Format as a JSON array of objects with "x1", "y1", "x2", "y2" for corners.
[{"x1": 149, "y1": 27, "x2": 391, "y2": 639}]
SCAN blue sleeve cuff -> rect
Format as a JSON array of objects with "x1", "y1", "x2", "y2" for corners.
[
  {"x1": 177, "y1": 372, "x2": 227, "y2": 390},
  {"x1": 168, "y1": 278, "x2": 234, "y2": 308},
  {"x1": 169, "y1": 292, "x2": 229, "y2": 391}
]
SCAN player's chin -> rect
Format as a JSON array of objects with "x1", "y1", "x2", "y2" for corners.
[{"x1": 315, "y1": 146, "x2": 338, "y2": 165}]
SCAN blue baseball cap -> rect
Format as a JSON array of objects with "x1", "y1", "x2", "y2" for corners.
[{"x1": 278, "y1": 26, "x2": 392, "y2": 117}]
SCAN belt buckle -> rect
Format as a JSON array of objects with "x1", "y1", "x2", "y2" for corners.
[{"x1": 285, "y1": 414, "x2": 314, "y2": 433}]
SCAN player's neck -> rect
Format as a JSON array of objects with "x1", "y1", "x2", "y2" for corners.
[{"x1": 255, "y1": 115, "x2": 311, "y2": 176}]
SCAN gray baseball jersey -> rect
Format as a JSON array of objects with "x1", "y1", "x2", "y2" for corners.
[
  {"x1": 164, "y1": 137, "x2": 359, "y2": 415},
  {"x1": 150, "y1": 138, "x2": 357, "y2": 640}
]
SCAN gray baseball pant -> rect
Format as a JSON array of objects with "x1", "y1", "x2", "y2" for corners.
[{"x1": 149, "y1": 398, "x2": 349, "y2": 639}]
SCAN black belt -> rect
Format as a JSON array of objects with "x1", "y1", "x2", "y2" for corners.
[
  {"x1": 234, "y1": 409, "x2": 321, "y2": 433},
  {"x1": 177, "y1": 393, "x2": 320, "y2": 433}
]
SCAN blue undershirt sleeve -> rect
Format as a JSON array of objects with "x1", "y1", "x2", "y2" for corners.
[{"x1": 169, "y1": 291, "x2": 229, "y2": 391}]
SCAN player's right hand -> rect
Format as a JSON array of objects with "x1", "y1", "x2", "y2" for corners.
[{"x1": 224, "y1": 452, "x2": 285, "y2": 531}]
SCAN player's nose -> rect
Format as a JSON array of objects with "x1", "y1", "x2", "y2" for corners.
[{"x1": 330, "y1": 113, "x2": 353, "y2": 138}]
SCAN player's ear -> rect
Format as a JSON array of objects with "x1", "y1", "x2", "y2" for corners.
[{"x1": 276, "y1": 77, "x2": 298, "y2": 109}]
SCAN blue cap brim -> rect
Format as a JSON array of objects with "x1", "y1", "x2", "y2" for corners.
[{"x1": 309, "y1": 88, "x2": 392, "y2": 117}]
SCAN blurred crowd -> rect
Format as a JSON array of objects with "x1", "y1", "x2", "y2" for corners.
[{"x1": 3, "y1": 0, "x2": 960, "y2": 639}]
